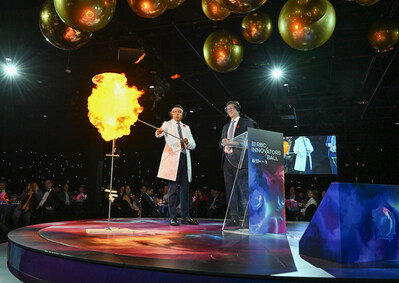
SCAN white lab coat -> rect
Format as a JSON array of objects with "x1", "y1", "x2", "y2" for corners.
[
  {"x1": 293, "y1": 136, "x2": 314, "y2": 172},
  {"x1": 155, "y1": 119, "x2": 196, "y2": 182}
]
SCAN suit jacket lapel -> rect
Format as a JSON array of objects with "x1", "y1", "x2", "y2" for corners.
[
  {"x1": 234, "y1": 118, "x2": 244, "y2": 137},
  {"x1": 222, "y1": 123, "x2": 228, "y2": 139}
]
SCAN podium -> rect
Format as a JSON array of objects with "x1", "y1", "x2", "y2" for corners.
[{"x1": 222, "y1": 128, "x2": 286, "y2": 235}]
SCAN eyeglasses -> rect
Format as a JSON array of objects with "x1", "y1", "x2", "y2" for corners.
[
  {"x1": 224, "y1": 106, "x2": 236, "y2": 112},
  {"x1": 171, "y1": 110, "x2": 183, "y2": 114}
]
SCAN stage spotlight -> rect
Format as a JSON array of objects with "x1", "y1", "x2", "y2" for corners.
[
  {"x1": 271, "y1": 68, "x2": 282, "y2": 79},
  {"x1": 4, "y1": 64, "x2": 17, "y2": 76}
]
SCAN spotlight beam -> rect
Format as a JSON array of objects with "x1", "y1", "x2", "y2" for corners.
[{"x1": 271, "y1": 68, "x2": 282, "y2": 79}]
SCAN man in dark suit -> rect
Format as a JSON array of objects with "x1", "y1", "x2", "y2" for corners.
[
  {"x1": 141, "y1": 187, "x2": 161, "y2": 218},
  {"x1": 58, "y1": 183, "x2": 73, "y2": 220},
  {"x1": 325, "y1": 135, "x2": 337, "y2": 174},
  {"x1": 36, "y1": 179, "x2": 57, "y2": 222},
  {"x1": 220, "y1": 101, "x2": 254, "y2": 226}
]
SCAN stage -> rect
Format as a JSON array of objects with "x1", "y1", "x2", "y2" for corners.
[{"x1": 7, "y1": 219, "x2": 399, "y2": 282}]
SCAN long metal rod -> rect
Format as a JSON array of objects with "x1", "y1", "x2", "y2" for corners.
[
  {"x1": 361, "y1": 48, "x2": 398, "y2": 120},
  {"x1": 137, "y1": 118, "x2": 183, "y2": 141},
  {"x1": 107, "y1": 139, "x2": 116, "y2": 230},
  {"x1": 173, "y1": 23, "x2": 234, "y2": 99}
]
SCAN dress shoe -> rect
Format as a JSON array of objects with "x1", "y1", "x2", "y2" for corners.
[
  {"x1": 169, "y1": 217, "x2": 179, "y2": 226},
  {"x1": 180, "y1": 216, "x2": 199, "y2": 225}
]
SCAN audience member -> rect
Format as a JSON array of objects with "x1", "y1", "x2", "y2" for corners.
[
  {"x1": 192, "y1": 189, "x2": 208, "y2": 218},
  {"x1": 301, "y1": 189, "x2": 318, "y2": 221},
  {"x1": 31, "y1": 182, "x2": 42, "y2": 202},
  {"x1": 0, "y1": 181, "x2": 12, "y2": 199},
  {"x1": 207, "y1": 188, "x2": 223, "y2": 218},
  {"x1": 285, "y1": 186, "x2": 300, "y2": 221},
  {"x1": 121, "y1": 186, "x2": 141, "y2": 217},
  {"x1": 141, "y1": 187, "x2": 161, "y2": 218},
  {"x1": 161, "y1": 185, "x2": 168, "y2": 205},
  {"x1": 320, "y1": 189, "x2": 327, "y2": 203},
  {"x1": 10, "y1": 194, "x2": 19, "y2": 204},
  {"x1": 36, "y1": 179, "x2": 57, "y2": 222},
  {"x1": 58, "y1": 183, "x2": 73, "y2": 220},
  {"x1": 75, "y1": 187, "x2": 87, "y2": 203},
  {"x1": 12, "y1": 183, "x2": 36, "y2": 227}
]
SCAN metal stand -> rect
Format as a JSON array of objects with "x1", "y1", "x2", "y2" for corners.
[{"x1": 105, "y1": 139, "x2": 119, "y2": 230}]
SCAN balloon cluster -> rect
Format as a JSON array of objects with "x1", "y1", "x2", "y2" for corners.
[
  {"x1": 40, "y1": 0, "x2": 186, "y2": 50},
  {"x1": 202, "y1": 1, "x2": 271, "y2": 72},
  {"x1": 39, "y1": 0, "x2": 93, "y2": 50},
  {"x1": 202, "y1": 0, "x2": 339, "y2": 72},
  {"x1": 39, "y1": 0, "x2": 399, "y2": 68},
  {"x1": 40, "y1": 0, "x2": 116, "y2": 50}
]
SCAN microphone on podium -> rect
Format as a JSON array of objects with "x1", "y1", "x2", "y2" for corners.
[{"x1": 242, "y1": 114, "x2": 259, "y2": 129}]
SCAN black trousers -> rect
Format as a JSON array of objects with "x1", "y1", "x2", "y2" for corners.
[
  {"x1": 223, "y1": 160, "x2": 248, "y2": 220},
  {"x1": 168, "y1": 154, "x2": 190, "y2": 219}
]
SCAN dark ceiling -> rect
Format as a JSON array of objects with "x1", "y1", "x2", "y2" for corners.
[{"x1": 0, "y1": 0, "x2": 398, "y2": 189}]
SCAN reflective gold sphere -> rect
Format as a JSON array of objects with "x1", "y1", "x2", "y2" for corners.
[
  {"x1": 355, "y1": 0, "x2": 380, "y2": 6},
  {"x1": 368, "y1": 19, "x2": 399, "y2": 52},
  {"x1": 40, "y1": 0, "x2": 92, "y2": 50},
  {"x1": 241, "y1": 11, "x2": 273, "y2": 44},
  {"x1": 278, "y1": 0, "x2": 336, "y2": 51},
  {"x1": 53, "y1": 0, "x2": 116, "y2": 32},
  {"x1": 215, "y1": 0, "x2": 267, "y2": 14},
  {"x1": 202, "y1": 0, "x2": 231, "y2": 21},
  {"x1": 166, "y1": 0, "x2": 185, "y2": 9},
  {"x1": 203, "y1": 30, "x2": 244, "y2": 72},
  {"x1": 127, "y1": 0, "x2": 167, "y2": 19}
]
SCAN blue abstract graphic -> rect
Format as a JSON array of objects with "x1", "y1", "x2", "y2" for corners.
[
  {"x1": 248, "y1": 128, "x2": 285, "y2": 235},
  {"x1": 299, "y1": 183, "x2": 399, "y2": 263}
]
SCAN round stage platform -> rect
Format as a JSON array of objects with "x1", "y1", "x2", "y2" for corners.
[{"x1": 7, "y1": 219, "x2": 399, "y2": 282}]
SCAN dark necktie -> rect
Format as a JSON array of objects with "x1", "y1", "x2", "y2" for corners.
[{"x1": 177, "y1": 122, "x2": 186, "y2": 154}]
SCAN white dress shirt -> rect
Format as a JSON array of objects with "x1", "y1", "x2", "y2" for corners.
[
  {"x1": 39, "y1": 189, "x2": 52, "y2": 207},
  {"x1": 225, "y1": 116, "x2": 240, "y2": 154}
]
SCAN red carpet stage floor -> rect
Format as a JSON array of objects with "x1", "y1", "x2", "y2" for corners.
[{"x1": 7, "y1": 219, "x2": 399, "y2": 282}]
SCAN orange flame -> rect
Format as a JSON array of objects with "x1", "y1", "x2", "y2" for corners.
[
  {"x1": 88, "y1": 73, "x2": 144, "y2": 141},
  {"x1": 171, "y1": 73, "x2": 181, "y2": 79}
]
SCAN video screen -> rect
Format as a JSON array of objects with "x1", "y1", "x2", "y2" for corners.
[{"x1": 284, "y1": 135, "x2": 337, "y2": 175}]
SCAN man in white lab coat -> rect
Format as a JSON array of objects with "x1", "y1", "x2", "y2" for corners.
[
  {"x1": 293, "y1": 136, "x2": 314, "y2": 174},
  {"x1": 156, "y1": 105, "x2": 198, "y2": 226}
]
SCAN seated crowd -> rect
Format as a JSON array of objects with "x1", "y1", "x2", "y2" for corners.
[
  {"x1": 1, "y1": 179, "x2": 324, "y2": 240},
  {"x1": 285, "y1": 186, "x2": 327, "y2": 221},
  {"x1": 0, "y1": 180, "x2": 87, "y2": 239},
  {"x1": 103, "y1": 185, "x2": 228, "y2": 220}
]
